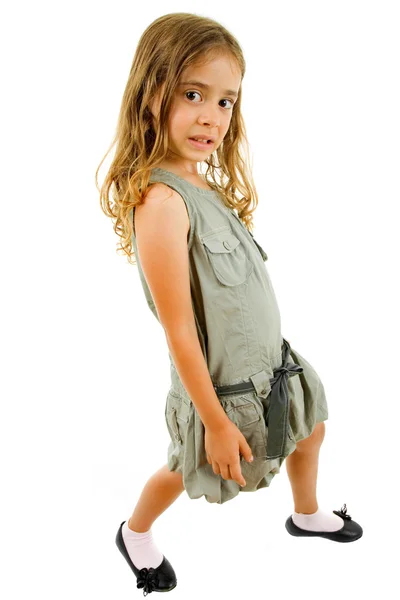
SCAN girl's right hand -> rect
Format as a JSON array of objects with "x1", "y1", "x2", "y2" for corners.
[{"x1": 204, "y1": 419, "x2": 254, "y2": 487}]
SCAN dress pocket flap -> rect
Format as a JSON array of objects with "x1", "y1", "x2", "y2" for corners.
[
  {"x1": 222, "y1": 397, "x2": 261, "y2": 427},
  {"x1": 202, "y1": 233, "x2": 241, "y2": 254}
]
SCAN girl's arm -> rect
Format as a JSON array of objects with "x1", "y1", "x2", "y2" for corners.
[{"x1": 135, "y1": 183, "x2": 229, "y2": 431}]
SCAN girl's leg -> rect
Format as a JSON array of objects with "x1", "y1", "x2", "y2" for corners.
[
  {"x1": 128, "y1": 464, "x2": 185, "y2": 532},
  {"x1": 284, "y1": 421, "x2": 345, "y2": 532},
  {"x1": 285, "y1": 421, "x2": 325, "y2": 513}
]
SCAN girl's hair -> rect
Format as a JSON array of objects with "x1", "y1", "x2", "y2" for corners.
[{"x1": 95, "y1": 12, "x2": 259, "y2": 265}]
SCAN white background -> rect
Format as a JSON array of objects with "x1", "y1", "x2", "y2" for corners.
[{"x1": 1, "y1": 1, "x2": 399, "y2": 598}]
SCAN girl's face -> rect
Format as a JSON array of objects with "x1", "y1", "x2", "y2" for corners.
[{"x1": 150, "y1": 54, "x2": 242, "y2": 174}]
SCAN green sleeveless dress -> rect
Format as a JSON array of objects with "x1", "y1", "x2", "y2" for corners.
[{"x1": 130, "y1": 167, "x2": 329, "y2": 504}]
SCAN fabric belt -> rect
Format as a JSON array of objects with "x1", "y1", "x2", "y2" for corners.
[{"x1": 213, "y1": 338, "x2": 304, "y2": 459}]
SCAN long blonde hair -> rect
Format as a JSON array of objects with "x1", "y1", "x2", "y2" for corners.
[{"x1": 95, "y1": 12, "x2": 259, "y2": 265}]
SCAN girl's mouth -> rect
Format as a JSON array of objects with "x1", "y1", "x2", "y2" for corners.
[{"x1": 188, "y1": 138, "x2": 214, "y2": 150}]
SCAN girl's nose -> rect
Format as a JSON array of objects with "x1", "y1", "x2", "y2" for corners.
[{"x1": 198, "y1": 113, "x2": 219, "y2": 128}]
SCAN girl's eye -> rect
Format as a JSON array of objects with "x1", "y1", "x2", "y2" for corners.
[{"x1": 185, "y1": 91, "x2": 234, "y2": 110}]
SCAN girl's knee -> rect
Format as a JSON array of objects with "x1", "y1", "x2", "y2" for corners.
[
  {"x1": 296, "y1": 421, "x2": 325, "y2": 452},
  {"x1": 162, "y1": 464, "x2": 184, "y2": 488},
  {"x1": 315, "y1": 420, "x2": 326, "y2": 440}
]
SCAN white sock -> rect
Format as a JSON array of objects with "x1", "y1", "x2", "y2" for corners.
[
  {"x1": 292, "y1": 507, "x2": 344, "y2": 532},
  {"x1": 121, "y1": 520, "x2": 164, "y2": 570}
]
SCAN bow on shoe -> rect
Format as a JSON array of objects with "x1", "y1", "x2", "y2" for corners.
[
  {"x1": 333, "y1": 503, "x2": 352, "y2": 520},
  {"x1": 136, "y1": 567, "x2": 160, "y2": 596}
]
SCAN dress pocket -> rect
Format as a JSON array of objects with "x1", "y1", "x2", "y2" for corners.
[
  {"x1": 222, "y1": 395, "x2": 267, "y2": 457},
  {"x1": 165, "y1": 391, "x2": 190, "y2": 445},
  {"x1": 202, "y1": 227, "x2": 254, "y2": 286}
]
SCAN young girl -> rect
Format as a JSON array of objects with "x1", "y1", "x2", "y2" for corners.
[{"x1": 97, "y1": 12, "x2": 363, "y2": 596}]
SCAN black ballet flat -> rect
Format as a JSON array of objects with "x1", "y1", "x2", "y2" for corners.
[
  {"x1": 285, "y1": 504, "x2": 363, "y2": 543},
  {"x1": 115, "y1": 521, "x2": 177, "y2": 595}
]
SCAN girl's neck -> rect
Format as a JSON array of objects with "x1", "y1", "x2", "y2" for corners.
[{"x1": 153, "y1": 164, "x2": 214, "y2": 192}]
